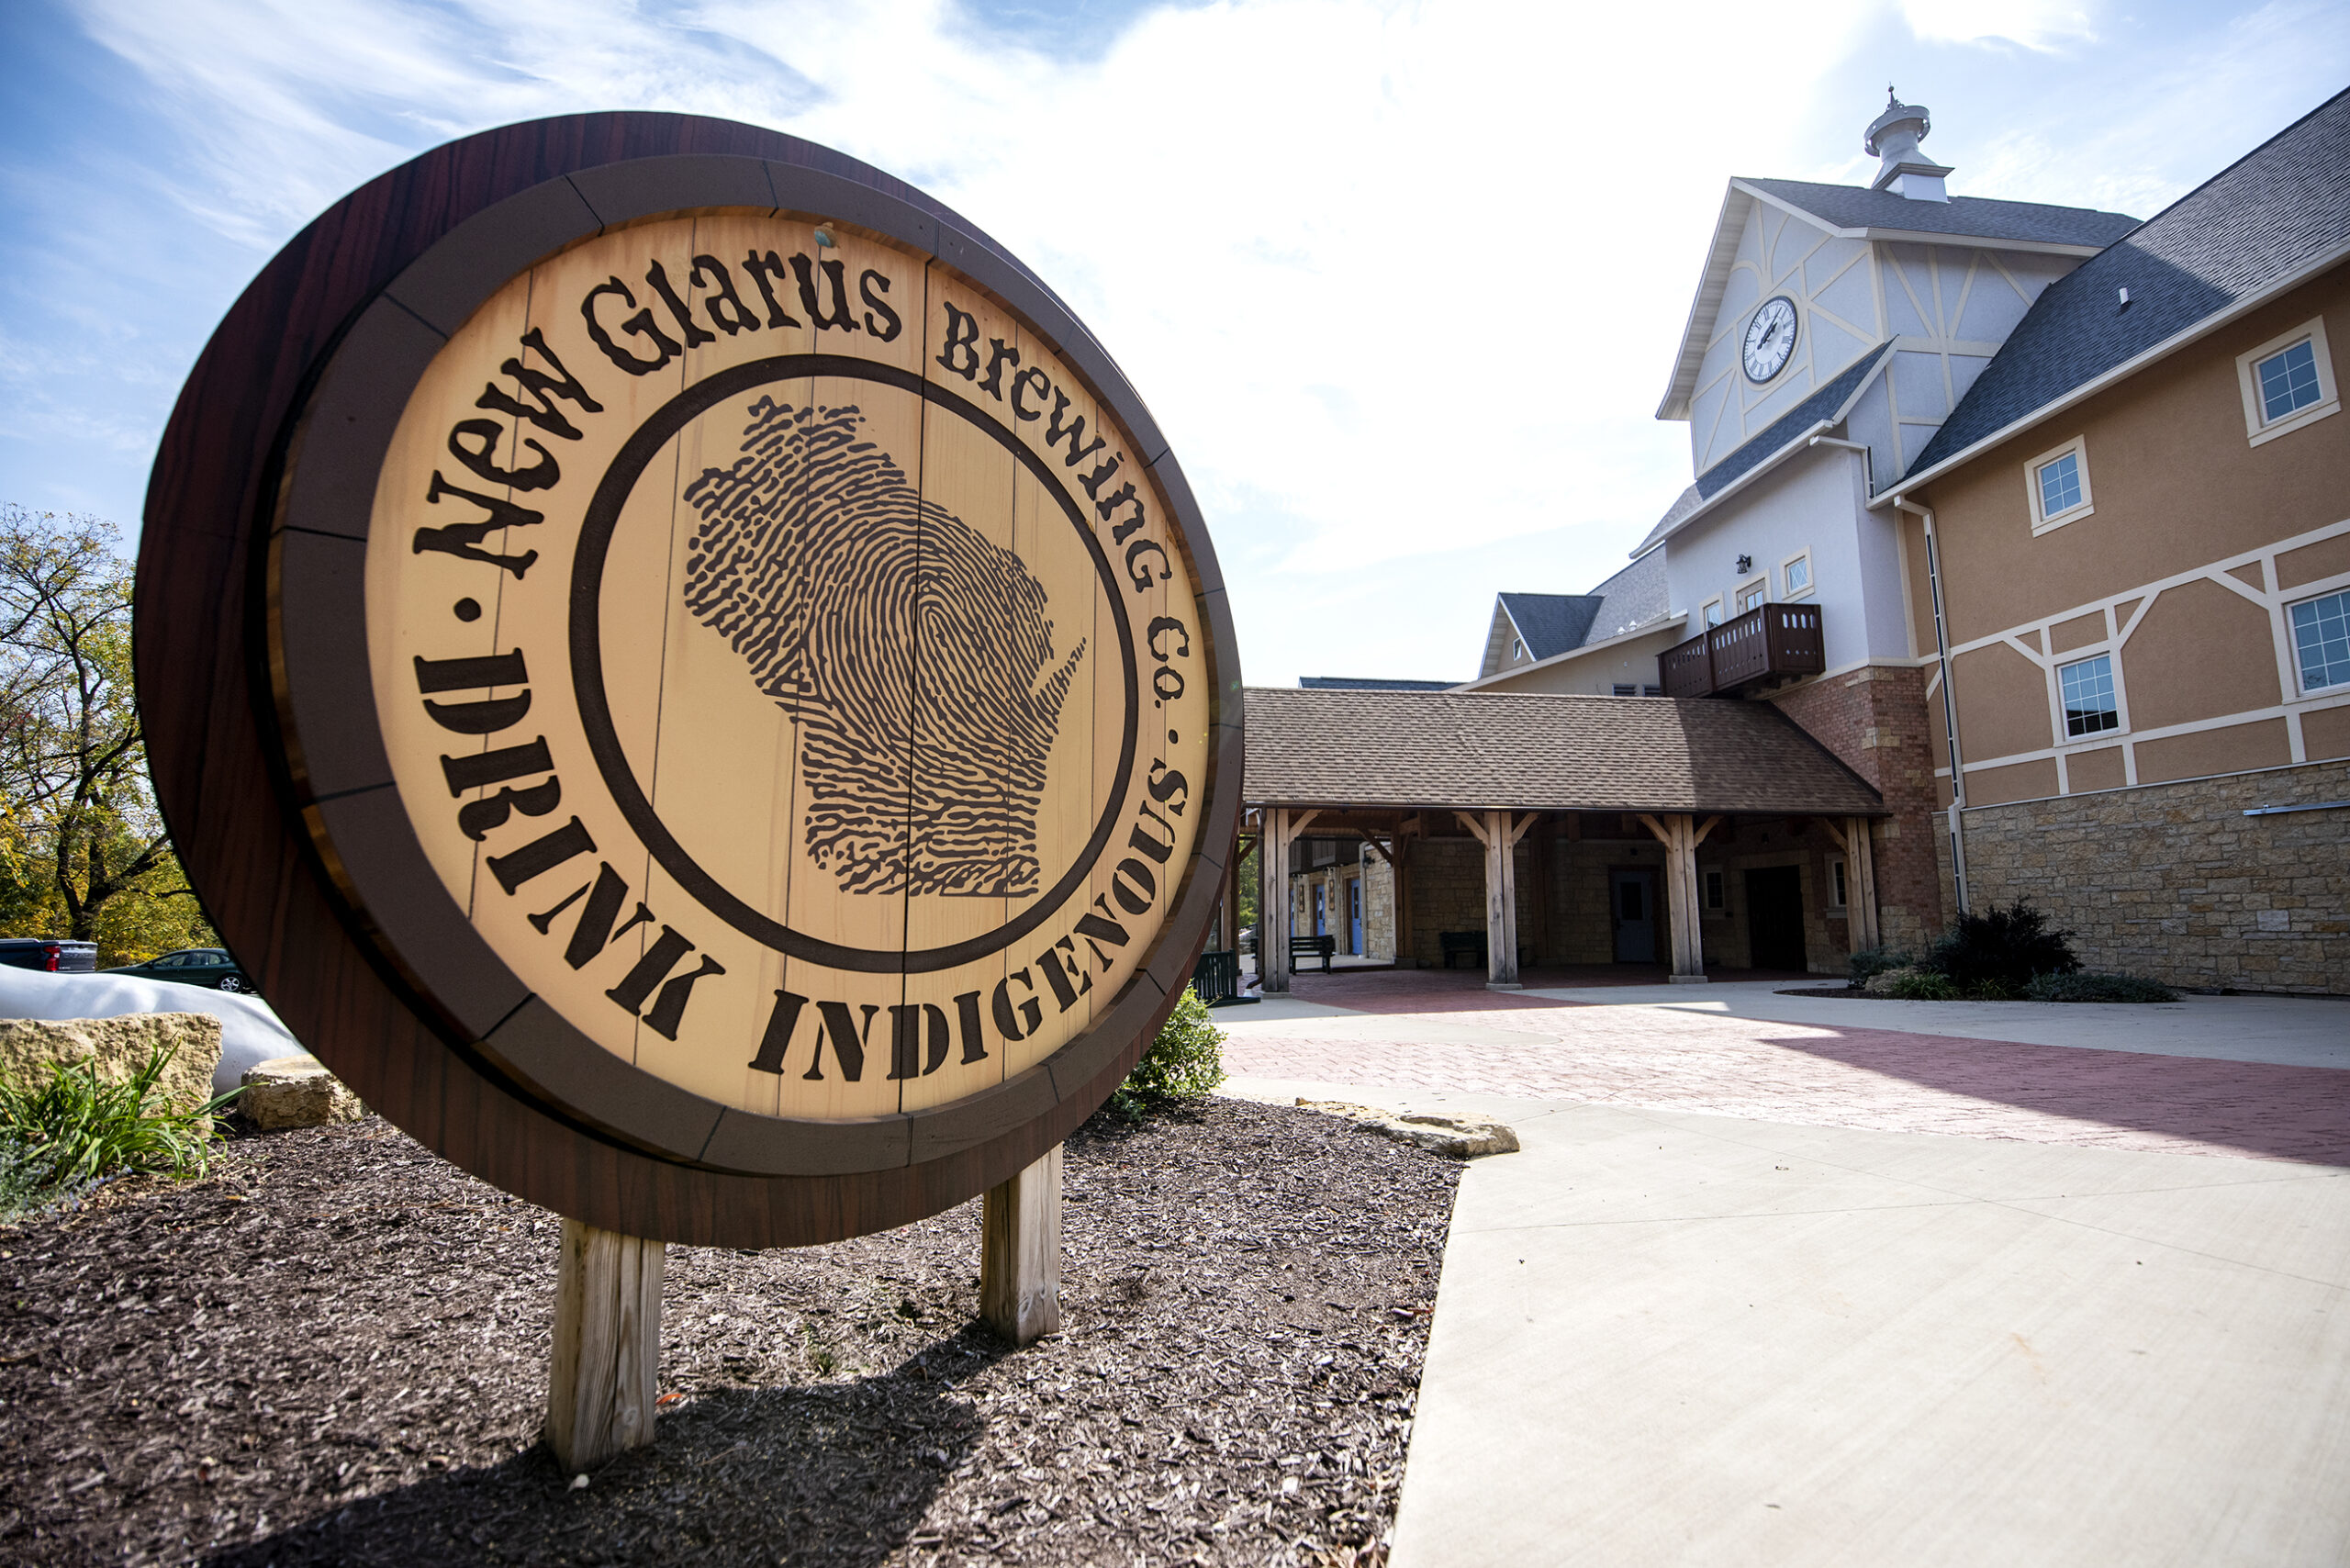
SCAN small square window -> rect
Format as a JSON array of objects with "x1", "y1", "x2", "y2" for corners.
[
  {"x1": 1781, "y1": 553, "x2": 1812, "y2": 597},
  {"x1": 2025, "y1": 436, "x2": 2094, "y2": 532},
  {"x1": 2259, "y1": 340, "x2": 2322, "y2": 422},
  {"x1": 1702, "y1": 598, "x2": 1724, "y2": 628},
  {"x1": 2059, "y1": 654, "x2": 2120, "y2": 737},
  {"x1": 2236, "y1": 318, "x2": 2339, "y2": 445},
  {"x1": 1828, "y1": 857, "x2": 1848, "y2": 909},
  {"x1": 2290, "y1": 588, "x2": 2350, "y2": 693},
  {"x1": 2037, "y1": 453, "x2": 2082, "y2": 517}
]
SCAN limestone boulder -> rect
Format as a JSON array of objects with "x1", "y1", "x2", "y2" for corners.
[
  {"x1": 0, "y1": 1013, "x2": 224, "y2": 1118},
  {"x1": 239, "y1": 1056, "x2": 365, "y2": 1130},
  {"x1": 1297, "y1": 1099, "x2": 1520, "y2": 1159}
]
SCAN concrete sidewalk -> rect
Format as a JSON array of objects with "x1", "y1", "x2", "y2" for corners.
[{"x1": 1219, "y1": 986, "x2": 2350, "y2": 1565}]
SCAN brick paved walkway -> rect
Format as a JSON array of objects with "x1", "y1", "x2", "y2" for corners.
[{"x1": 1230, "y1": 971, "x2": 2350, "y2": 1166}]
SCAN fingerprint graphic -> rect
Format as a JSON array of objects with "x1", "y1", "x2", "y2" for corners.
[{"x1": 679, "y1": 397, "x2": 1087, "y2": 898}]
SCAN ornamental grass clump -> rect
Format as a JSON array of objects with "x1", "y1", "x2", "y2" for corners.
[
  {"x1": 1109, "y1": 985, "x2": 1227, "y2": 1118},
  {"x1": 1919, "y1": 898, "x2": 2080, "y2": 998},
  {"x1": 0, "y1": 1046, "x2": 235, "y2": 1223},
  {"x1": 2024, "y1": 971, "x2": 2181, "y2": 1003}
]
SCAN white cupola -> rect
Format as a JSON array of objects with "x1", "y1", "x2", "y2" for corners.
[{"x1": 1864, "y1": 89, "x2": 1953, "y2": 203}]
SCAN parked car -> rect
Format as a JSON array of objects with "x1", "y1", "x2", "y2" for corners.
[
  {"x1": 104, "y1": 947, "x2": 253, "y2": 993},
  {"x1": 0, "y1": 937, "x2": 97, "y2": 973}
]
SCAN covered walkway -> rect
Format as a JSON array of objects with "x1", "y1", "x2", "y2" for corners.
[{"x1": 1239, "y1": 687, "x2": 1888, "y2": 994}]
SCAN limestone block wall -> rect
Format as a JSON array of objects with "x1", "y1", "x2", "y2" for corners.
[
  {"x1": 1395, "y1": 838, "x2": 1488, "y2": 968},
  {"x1": 1288, "y1": 852, "x2": 1395, "y2": 958},
  {"x1": 1957, "y1": 756, "x2": 2350, "y2": 994},
  {"x1": 1768, "y1": 664, "x2": 1949, "y2": 952}
]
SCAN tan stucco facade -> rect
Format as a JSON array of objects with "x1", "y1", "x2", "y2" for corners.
[{"x1": 1899, "y1": 260, "x2": 2350, "y2": 991}]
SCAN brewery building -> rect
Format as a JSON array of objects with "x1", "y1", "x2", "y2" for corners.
[{"x1": 1241, "y1": 88, "x2": 2350, "y2": 997}]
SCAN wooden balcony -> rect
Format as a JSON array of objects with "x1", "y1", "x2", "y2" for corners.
[{"x1": 1659, "y1": 602, "x2": 1825, "y2": 698}]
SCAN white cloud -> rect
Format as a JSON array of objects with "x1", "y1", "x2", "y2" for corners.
[{"x1": 1900, "y1": 0, "x2": 2097, "y2": 51}]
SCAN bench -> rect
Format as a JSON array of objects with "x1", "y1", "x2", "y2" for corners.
[
  {"x1": 1289, "y1": 934, "x2": 1337, "y2": 973},
  {"x1": 1438, "y1": 930, "x2": 1487, "y2": 969}
]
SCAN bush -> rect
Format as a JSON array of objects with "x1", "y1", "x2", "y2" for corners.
[
  {"x1": 0, "y1": 1046, "x2": 233, "y2": 1223},
  {"x1": 1109, "y1": 986, "x2": 1227, "y2": 1118},
  {"x1": 1846, "y1": 946, "x2": 1911, "y2": 987},
  {"x1": 2024, "y1": 971, "x2": 2180, "y2": 1003},
  {"x1": 1876, "y1": 968, "x2": 1960, "y2": 1001},
  {"x1": 1922, "y1": 899, "x2": 2079, "y2": 991}
]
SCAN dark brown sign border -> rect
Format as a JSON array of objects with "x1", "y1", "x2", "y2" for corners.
[{"x1": 138, "y1": 114, "x2": 1242, "y2": 1247}]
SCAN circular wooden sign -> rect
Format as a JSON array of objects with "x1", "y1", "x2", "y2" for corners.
[{"x1": 139, "y1": 115, "x2": 1241, "y2": 1247}]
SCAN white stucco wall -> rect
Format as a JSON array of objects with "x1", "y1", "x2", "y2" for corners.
[{"x1": 1662, "y1": 444, "x2": 1911, "y2": 672}]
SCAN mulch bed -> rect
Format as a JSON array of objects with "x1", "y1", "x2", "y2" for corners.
[{"x1": 0, "y1": 1098, "x2": 1459, "y2": 1567}]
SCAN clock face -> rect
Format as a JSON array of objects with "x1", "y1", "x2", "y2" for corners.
[{"x1": 1742, "y1": 296, "x2": 1799, "y2": 383}]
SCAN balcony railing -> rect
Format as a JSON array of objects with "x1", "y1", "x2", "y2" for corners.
[{"x1": 1659, "y1": 601, "x2": 1825, "y2": 698}]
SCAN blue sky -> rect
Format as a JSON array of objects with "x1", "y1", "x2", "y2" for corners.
[{"x1": 4, "y1": 0, "x2": 2345, "y2": 683}]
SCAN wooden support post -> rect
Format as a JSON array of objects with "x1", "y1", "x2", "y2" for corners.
[
  {"x1": 1394, "y1": 834, "x2": 1416, "y2": 969},
  {"x1": 1847, "y1": 815, "x2": 1880, "y2": 951},
  {"x1": 980, "y1": 1145, "x2": 1063, "y2": 1346},
  {"x1": 1259, "y1": 808, "x2": 1288, "y2": 993},
  {"x1": 1639, "y1": 812, "x2": 1710, "y2": 984},
  {"x1": 1465, "y1": 811, "x2": 1523, "y2": 990},
  {"x1": 546, "y1": 1219, "x2": 664, "y2": 1473}
]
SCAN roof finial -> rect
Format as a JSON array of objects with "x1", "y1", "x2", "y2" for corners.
[{"x1": 1864, "y1": 89, "x2": 1952, "y2": 203}]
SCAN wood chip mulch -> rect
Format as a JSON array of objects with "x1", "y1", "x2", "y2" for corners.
[{"x1": 0, "y1": 1096, "x2": 1460, "y2": 1567}]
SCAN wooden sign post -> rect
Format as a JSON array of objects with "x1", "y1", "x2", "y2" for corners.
[{"x1": 137, "y1": 115, "x2": 1243, "y2": 1465}]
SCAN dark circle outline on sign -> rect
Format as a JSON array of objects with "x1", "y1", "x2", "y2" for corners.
[{"x1": 570, "y1": 353, "x2": 1141, "y2": 973}]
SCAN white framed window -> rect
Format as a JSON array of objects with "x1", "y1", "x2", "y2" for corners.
[
  {"x1": 2236, "y1": 317, "x2": 2338, "y2": 447},
  {"x1": 2289, "y1": 587, "x2": 2350, "y2": 693},
  {"x1": 1703, "y1": 868, "x2": 1726, "y2": 918},
  {"x1": 1511, "y1": 637, "x2": 1528, "y2": 662},
  {"x1": 1702, "y1": 597, "x2": 1724, "y2": 628},
  {"x1": 1826, "y1": 857, "x2": 1848, "y2": 910},
  {"x1": 1734, "y1": 576, "x2": 1768, "y2": 614},
  {"x1": 1780, "y1": 549, "x2": 1814, "y2": 599},
  {"x1": 2057, "y1": 652, "x2": 2121, "y2": 738},
  {"x1": 2026, "y1": 435, "x2": 2093, "y2": 532}
]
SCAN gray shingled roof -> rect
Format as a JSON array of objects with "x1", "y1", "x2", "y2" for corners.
[
  {"x1": 1742, "y1": 178, "x2": 2140, "y2": 248},
  {"x1": 1908, "y1": 89, "x2": 2350, "y2": 476},
  {"x1": 1584, "y1": 547, "x2": 1672, "y2": 640},
  {"x1": 1498, "y1": 593, "x2": 1604, "y2": 659},
  {"x1": 1698, "y1": 346, "x2": 1889, "y2": 499},
  {"x1": 1298, "y1": 677, "x2": 1458, "y2": 691},
  {"x1": 1242, "y1": 687, "x2": 1886, "y2": 815}
]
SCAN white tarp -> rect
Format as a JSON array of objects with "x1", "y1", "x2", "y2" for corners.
[{"x1": 0, "y1": 970, "x2": 308, "y2": 1096}]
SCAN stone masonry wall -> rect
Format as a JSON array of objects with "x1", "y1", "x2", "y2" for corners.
[
  {"x1": 1958, "y1": 757, "x2": 2350, "y2": 994},
  {"x1": 1767, "y1": 664, "x2": 1948, "y2": 953}
]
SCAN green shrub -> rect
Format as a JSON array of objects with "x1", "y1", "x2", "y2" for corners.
[
  {"x1": 1109, "y1": 986, "x2": 1227, "y2": 1118},
  {"x1": 1922, "y1": 899, "x2": 2080, "y2": 990},
  {"x1": 2024, "y1": 971, "x2": 2180, "y2": 1003},
  {"x1": 1878, "y1": 969, "x2": 1960, "y2": 1001},
  {"x1": 1846, "y1": 946, "x2": 1911, "y2": 987},
  {"x1": 0, "y1": 1046, "x2": 234, "y2": 1222}
]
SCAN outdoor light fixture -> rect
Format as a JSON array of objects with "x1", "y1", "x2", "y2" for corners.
[
  {"x1": 813, "y1": 223, "x2": 838, "y2": 248},
  {"x1": 1736, "y1": 554, "x2": 1752, "y2": 574}
]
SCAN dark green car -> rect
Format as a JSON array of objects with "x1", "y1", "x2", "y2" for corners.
[{"x1": 105, "y1": 946, "x2": 253, "y2": 994}]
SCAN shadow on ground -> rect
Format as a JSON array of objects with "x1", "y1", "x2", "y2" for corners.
[
  {"x1": 1766, "y1": 1027, "x2": 2350, "y2": 1167},
  {"x1": 207, "y1": 1334, "x2": 1009, "y2": 1568}
]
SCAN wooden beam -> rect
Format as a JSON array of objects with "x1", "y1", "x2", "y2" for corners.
[
  {"x1": 1260, "y1": 808, "x2": 1292, "y2": 993},
  {"x1": 1361, "y1": 835, "x2": 1394, "y2": 867},
  {"x1": 1847, "y1": 815, "x2": 1881, "y2": 953},
  {"x1": 1459, "y1": 810, "x2": 1495, "y2": 849},
  {"x1": 1483, "y1": 810, "x2": 1521, "y2": 990},
  {"x1": 1692, "y1": 814, "x2": 1724, "y2": 848},
  {"x1": 980, "y1": 1145, "x2": 1062, "y2": 1346},
  {"x1": 545, "y1": 1220, "x2": 664, "y2": 1473},
  {"x1": 1507, "y1": 812, "x2": 1539, "y2": 846},
  {"x1": 1290, "y1": 808, "x2": 1323, "y2": 838}
]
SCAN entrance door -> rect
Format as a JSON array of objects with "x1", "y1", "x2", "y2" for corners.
[
  {"x1": 1348, "y1": 879, "x2": 1363, "y2": 955},
  {"x1": 1745, "y1": 866, "x2": 1806, "y2": 971},
  {"x1": 1313, "y1": 883, "x2": 1326, "y2": 937},
  {"x1": 1610, "y1": 869, "x2": 1656, "y2": 963}
]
